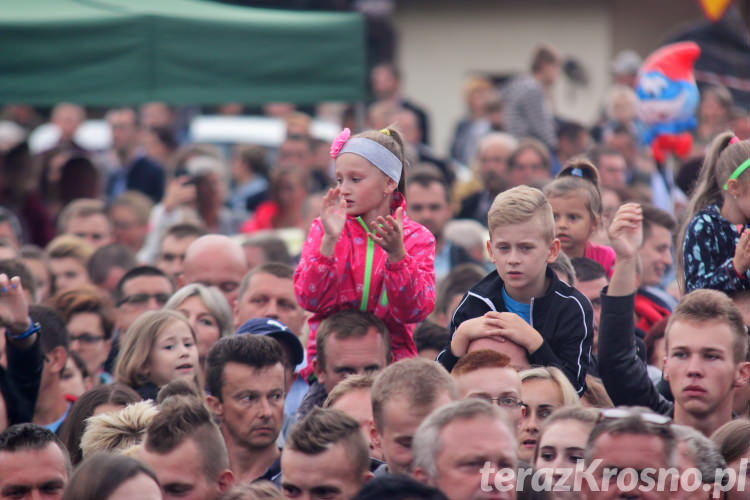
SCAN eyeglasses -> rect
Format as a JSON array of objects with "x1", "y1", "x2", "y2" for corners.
[
  {"x1": 118, "y1": 293, "x2": 170, "y2": 307},
  {"x1": 596, "y1": 408, "x2": 671, "y2": 426},
  {"x1": 69, "y1": 333, "x2": 105, "y2": 344},
  {"x1": 470, "y1": 394, "x2": 523, "y2": 409}
]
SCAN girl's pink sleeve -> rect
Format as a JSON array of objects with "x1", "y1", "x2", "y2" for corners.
[
  {"x1": 293, "y1": 220, "x2": 340, "y2": 314},
  {"x1": 383, "y1": 227, "x2": 436, "y2": 323}
]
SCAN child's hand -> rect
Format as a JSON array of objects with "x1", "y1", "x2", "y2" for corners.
[
  {"x1": 371, "y1": 207, "x2": 407, "y2": 262},
  {"x1": 451, "y1": 314, "x2": 503, "y2": 357},
  {"x1": 494, "y1": 312, "x2": 543, "y2": 353},
  {"x1": 320, "y1": 187, "x2": 347, "y2": 239},
  {"x1": 608, "y1": 203, "x2": 643, "y2": 259},
  {"x1": 0, "y1": 274, "x2": 30, "y2": 335},
  {"x1": 734, "y1": 229, "x2": 750, "y2": 275}
]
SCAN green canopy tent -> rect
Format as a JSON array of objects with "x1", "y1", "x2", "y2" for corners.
[{"x1": 0, "y1": 0, "x2": 367, "y2": 105}]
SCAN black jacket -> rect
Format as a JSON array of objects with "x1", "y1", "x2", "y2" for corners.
[
  {"x1": 598, "y1": 291, "x2": 673, "y2": 416},
  {"x1": 0, "y1": 334, "x2": 43, "y2": 425},
  {"x1": 437, "y1": 267, "x2": 593, "y2": 394}
]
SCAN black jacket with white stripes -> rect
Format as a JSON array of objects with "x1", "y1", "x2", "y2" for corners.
[{"x1": 437, "y1": 267, "x2": 593, "y2": 394}]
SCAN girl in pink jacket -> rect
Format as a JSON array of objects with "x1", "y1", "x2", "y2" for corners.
[{"x1": 294, "y1": 127, "x2": 436, "y2": 375}]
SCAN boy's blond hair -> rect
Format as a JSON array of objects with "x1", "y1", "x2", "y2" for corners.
[{"x1": 487, "y1": 185, "x2": 555, "y2": 242}]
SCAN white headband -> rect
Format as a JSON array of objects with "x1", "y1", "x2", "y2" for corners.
[{"x1": 339, "y1": 138, "x2": 402, "y2": 183}]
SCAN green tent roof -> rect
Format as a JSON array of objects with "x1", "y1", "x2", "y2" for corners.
[{"x1": 0, "y1": 0, "x2": 367, "y2": 105}]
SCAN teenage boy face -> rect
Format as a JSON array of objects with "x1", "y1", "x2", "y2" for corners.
[
  {"x1": 486, "y1": 216, "x2": 560, "y2": 302},
  {"x1": 664, "y1": 319, "x2": 750, "y2": 418}
]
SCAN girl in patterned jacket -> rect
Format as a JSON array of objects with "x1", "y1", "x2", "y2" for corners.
[
  {"x1": 679, "y1": 131, "x2": 750, "y2": 292},
  {"x1": 294, "y1": 127, "x2": 436, "y2": 374}
]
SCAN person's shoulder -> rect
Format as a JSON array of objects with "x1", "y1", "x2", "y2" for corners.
[
  {"x1": 467, "y1": 269, "x2": 503, "y2": 299},
  {"x1": 544, "y1": 269, "x2": 592, "y2": 313}
]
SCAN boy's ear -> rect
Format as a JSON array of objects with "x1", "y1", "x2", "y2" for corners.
[
  {"x1": 546, "y1": 238, "x2": 561, "y2": 263},
  {"x1": 486, "y1": 239, "x2": 494, "y2": 263}
]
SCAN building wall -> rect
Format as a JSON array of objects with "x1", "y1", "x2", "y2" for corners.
[{"x1": 392, "y1": 0, "x2": 704, "y2": 157}]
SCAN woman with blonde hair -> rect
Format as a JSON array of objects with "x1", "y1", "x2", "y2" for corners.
[{"x1": 518, "y1": 366, "x2": 580, "y2": 462}]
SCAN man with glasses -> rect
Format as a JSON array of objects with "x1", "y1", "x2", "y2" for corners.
[
  {"x1": 599, "y1": 204, "x2": 750, "y2": 436},
  {"x1": 450, "y1": 350, "x2": 524, "y2": 431},
  {"x1": 583, "y1": 407, "x2": 675, "y2": 500},
  {"x1": 181, "y1": 235, "x2": 247, "y2": 309}
]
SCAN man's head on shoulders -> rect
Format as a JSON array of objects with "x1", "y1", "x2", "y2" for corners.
[
  {"x1": 181, "y1": 235, "x2": 247, "y2": 309},
  {"x1": 315, "y1": 310, "x2": 391, "y2": 395},
  {"x1": 281, "y1": 407, "x2": 373, "y2": 500},
  {"x1": 412, "y1": 398, "x2": 517, "y2": 500},
  {"x1": 138, "y1": 395, "x2": 234, "y2": 500},
  {"x1": 371, "y1": 358, "x2": 458, "y2": 476},
  {"x1": 663, "y1": 289, "x2": 750, "y2": 435},
  {"x1": 234, "y1": 262, "x2": 305, "y2": 335},
  {"x1": 0, "y1": 423, "x2": 71, "y2": 500}
]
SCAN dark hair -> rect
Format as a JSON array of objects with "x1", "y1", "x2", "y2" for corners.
[
  {"x1": 58, "y1": 383, "x2": 141, "y2": 465},
  {"x1": 144, "y1": 395, "x2": 229, "y2": 480},
  {"x1": 241, "y1": 233, "x2": 292, "y2": 266},
  {"x1": 148, "y1": 126, "x2": 178, "y2": 151},
  {"x1": 113, "y1": 265, "x2": 172, "y2": 305},
  {"x1": 62, "y1": 452, "x2": 159, "y2": 500},
  {"x1": 641, "y1": 203, "x2": 677, "y2": 239},
  {"x1": 571, "y1": 257, "x2": 607, "y2": 283},
  {"x1": 644, "y1": 318, "x2": 668, "y2": 367},
  {"x1": 433, "y1": 263, "x2": 486, "y2": 318},
  {"x1": 413, "y1": 320, "x2": 450, "y2": 354},
  {"x1": 286, "y1": 407, "x2": 370, "y2": 480},
  {"x1": 407, "y1": 171, "x2": 450, "y2": 203},
  {"x1": 206, "y1": 335, "x2": 284, "y2": 402},
  {"x1": 29, "y1": 303, "x2": 69, "y2": 354},
  {"x1": 156, "y1": 378, "x2": 203, "y2": 404},
  {"x1": 87, "y1": 244, "x2": 137, "y2": 286},
  {"x1": 557, "y1": 121, "x2": 587, "y2": 143},
  {"x1": 316, "y1": 309, "x2": 391, "y2": 370},
  {"x1": 234, "y1": 143, "x2": 269, "y2": 177},
  {"x1": 0, "y1": 423, "x2": 71, "y2": 474},
  {"x1": 351, "y1": 474, "x2": 450, "y2": 500},
  {"x1": 530, "y1": 44, "x2": 560, "y2": 73},
  {"x1": 58, "y1": 156, "x2": 100, "y2": 206},
  {"x1": 163, "y1": 222, "x2": 206, "y2": 241},
  {"x1": 0, "y1": 258, "x2": 35, "y2": 299}
]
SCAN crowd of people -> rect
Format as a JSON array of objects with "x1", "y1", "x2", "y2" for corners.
[{"x1": 1, "y1": 41, "x2": 750, "y2": 500}]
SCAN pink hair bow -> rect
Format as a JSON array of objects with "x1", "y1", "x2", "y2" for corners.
[{"x1": 330, "y1": 128, "x2": 351, "y2": 159}]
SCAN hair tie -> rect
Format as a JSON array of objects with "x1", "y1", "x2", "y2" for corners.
[
  {"x1": 730, "y1": 136, "x2": 741, "y2": 145},
  {"x1": 570, "y1": 168, "x2": 583, "y2": 177},
  {"x1": 380, "y1": 128, "x2": 391, "y2": 136}
]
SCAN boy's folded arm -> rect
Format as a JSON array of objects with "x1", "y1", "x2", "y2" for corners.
[{"x1": 527, "y1": 315, "x2": 590, "y2": 395}]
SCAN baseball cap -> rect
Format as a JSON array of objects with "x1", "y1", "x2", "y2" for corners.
[{"x1": 236, "y1": 317, "x2": 304, "y2": 366}]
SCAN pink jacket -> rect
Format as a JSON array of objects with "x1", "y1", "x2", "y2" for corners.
[{"x1": 294, "y1": 193, "x2": 436, "y2": 376}]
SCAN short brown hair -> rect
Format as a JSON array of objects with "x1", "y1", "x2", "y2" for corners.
[
  {"x1": 323, "y1": 374, "x2": 375, "y2": 409},
  {"x1": 487, "y1": 185, "x2": 555, "y2": 242},
  {"x1": 238, "y1": 261, "x2": 294, "y2": 303},
  {"x1": 286, "y1": 407, "x2": 369, "y2": 480},
  {"x1": 48, "y1": 285, "x2": 115, "y2": 340},
  {"x1": 641, "y1": 203, "x2": 677, "y2": 239},
  {"x1": 57, "y1": 198, "x2": 107, "y2": 235},
  {"x1": 316, "y1": 310, "x2": 391, "y2": 370},
  {"x1": 666, "y1": 289, "x2": 748, "y2": 363},
  {"x1": 371, "y1": 358, "x2": 457, "y2": 433},
  {"x1": 144, "y1": 395, "x2": 229, "y2": 481},
  {"x1": 530, "y1": 44, "x2": 560, "y2": 74},
  {"x1": 451, "y1": 349, "x2": 512, "y2": 376}
]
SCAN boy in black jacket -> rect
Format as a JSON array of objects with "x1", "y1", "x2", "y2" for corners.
[{"x1": 437, "y1": 186, "x2": 592, "y2": 394}]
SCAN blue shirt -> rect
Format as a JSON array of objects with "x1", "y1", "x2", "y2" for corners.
[{"x1": 502, "y1": 286, "x2": 531, "y2": 324}]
